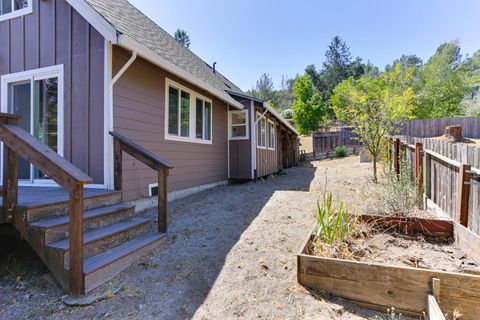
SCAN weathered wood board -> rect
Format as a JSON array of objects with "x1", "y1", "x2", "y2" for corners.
[{"x1": 298, "y1": 218, "x2": 480, "y2": 319}]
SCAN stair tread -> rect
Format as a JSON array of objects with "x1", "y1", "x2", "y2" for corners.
[
  {"x1": 48, "y1": 217, "x2": 150, "y2": 251},
  {"x1": 29, "y1": 203, "x2": 135, "y2": 229},
  {"x1": 84, "y1": 232, "x2": 166, "y2": 274}
]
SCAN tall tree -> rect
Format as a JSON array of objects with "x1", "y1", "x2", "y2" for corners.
[
  {"x1": 247, "y1": 73, "x2": 275, "y2": 102},
  {"x1": 415, "y1": 41, "x2": 469, "y2": 118},
  {"x1": 330, "y1": 65, "x2": 417, "y2": 182},
  {"x1": 292, "y1": 74, "x2": 325, "y2": 134},
  {"x1": 386, "y1": 54, "x2": 423, "y2": 72},
  {"x1": 174, "y1": 29, "x2": 191, "y2": 49}
]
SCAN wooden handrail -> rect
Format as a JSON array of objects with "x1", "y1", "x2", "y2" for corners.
[
  {"x1": 0, "y1": 113, "x2": 92, "y2": 296},
  {"x1": 109, "y1": 131, "x2": 172, "y2": 233}
]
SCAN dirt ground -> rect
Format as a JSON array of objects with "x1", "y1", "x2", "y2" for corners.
[
  {"x1": 313, "y1": 229, "x2": 479, "y2": 274},
  {"x1": 299, "y1": 135, "x2": 313, "y2": 153},
  {"x1": 1, "y1": 156, "x2": 407, "y2": 320}
]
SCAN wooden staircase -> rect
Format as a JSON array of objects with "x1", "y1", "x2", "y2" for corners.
[
  {"x1": 0, "y1": 113, "x2": 172, "y2": 296},
  {"x1": 17, "y1": 191, "x2": 166, "y2": 293}
]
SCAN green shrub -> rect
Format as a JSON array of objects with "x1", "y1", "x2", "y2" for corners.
[
  {"x1": 315, "y1": 192, "x2": 350, "y2": 245},
  {"x1": 334, "y1": 146, "x2": 347, "y2": 158}
]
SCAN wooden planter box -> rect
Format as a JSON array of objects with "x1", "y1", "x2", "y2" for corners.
[{"x1": 297, "y1": 215, "x2": 480, "y2": 319}]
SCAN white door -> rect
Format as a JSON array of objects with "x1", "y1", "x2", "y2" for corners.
[{"x1": 1, "y1": 65, "x2": 64, "y2": 185}]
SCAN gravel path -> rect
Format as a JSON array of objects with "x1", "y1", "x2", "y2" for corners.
[{"x1": 0, "y1": 156, "x2": 387, "y2": 320}]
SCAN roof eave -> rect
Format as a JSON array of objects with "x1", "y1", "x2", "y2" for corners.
[
  {"x1": 117, "y1": 34, "x2": 244, "y2": 110},
  {"x1": 263, "y1": 102, "x2": 299, "y2": 136}
]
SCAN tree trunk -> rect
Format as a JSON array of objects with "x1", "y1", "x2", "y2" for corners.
[
  {"x1": 372, "y1": 157, "x2": 378, "y2": 183},
  {"x1": 442, "y1": 125, "x2": 463, "y2": 143}
]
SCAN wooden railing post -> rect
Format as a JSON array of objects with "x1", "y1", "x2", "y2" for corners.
[
  {"x1": 394, "y1": 138, "x2": 400, "y2": 175},
  {"x1": 423, "y1": 151, "x2": 432, "y2": 207},
  {"x1": 415, "y1": 142, "x2": 424, "y2": 209},
  {"x1": 3, "y1": 145, "x2": 18, "y2": 222},
  {"x1": 113, "y1": 137, "x2": 123, "y2": 192},
  {"x1": 158, "y1": 168, "x2": 168, "y2": 233},
  {"x1": 69, "y1": 184, "x2": 84, "y2": 296},
  {"x1": 457, "y1": 164, "x2": 471, "y2": 227}
]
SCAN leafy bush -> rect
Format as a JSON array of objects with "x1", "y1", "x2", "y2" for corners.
[
  {"x1": 374, "y1": 159, "x2": 421, "y2": 217},
  {"x1": 315, "y1": 192, "x2": 350, "y2": 245},
  {"x1": 334, "y1": 146, "x2": 347, "y2": 158}
]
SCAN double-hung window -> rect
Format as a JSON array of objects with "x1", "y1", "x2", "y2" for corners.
[
  {"x1": 256, "y1": 112, "x2": 266, "y2": 148},
  {"x1": 0, "y1": 0, "x2": 32, "y2": 21},
  {"x1": 229, "y1": 110, "x2": 248, "y2": 140},
  {"x1": 166, "y1": 79, "x2": 212, "y2": 144},
  {"x1": 267, "y1": 120, "x2": 276, "y2": 150}
]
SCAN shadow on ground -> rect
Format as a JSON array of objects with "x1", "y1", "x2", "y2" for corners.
[{"x1": 0, "y1": 163, "x2": 316, "y2": 320}]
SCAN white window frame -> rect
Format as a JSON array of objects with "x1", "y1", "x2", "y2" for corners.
[
  {"x1": 0, "y1": 0, "x2": 33, "y2": 22},
  {"x1": 164, "y1": 78, "x2": 212, "y2": 145},
  {"x1": 256, "y1": 112, "x2": 266, "y2": 149},
  {"x1": 0, "y1": 64, "x2": 65, "y2": 186},
  {"x1": 267, "y1": 120, "x2": 276, "y2": 150},
  {"x1": 228, "y1": 110, "x2": 249, "y2": 140}
]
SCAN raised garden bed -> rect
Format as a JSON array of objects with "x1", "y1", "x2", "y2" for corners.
[{"x1": 297, "y1": 215, "x2": 480, "y2": 319}]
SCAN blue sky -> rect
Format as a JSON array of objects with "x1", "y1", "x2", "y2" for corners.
[{"x1": 128, "y1": 0, "x2": 480, "y2": 91}]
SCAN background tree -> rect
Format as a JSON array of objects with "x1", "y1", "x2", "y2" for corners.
[
  {"x1": 386, "y1": 54, "x2": 423, "y2": 72},
  {"x1": 246, "y1": 73, "x2": 275, "y2": 102},
  {"x1": 331, "y1": 65, "x2": 417, "y2": 182},
  {"x1": 292, "y1": 74, "x2": 325, "y2": 134},
  {"x1": 415, "y1": 41, "x2": 469, "y2": 118},
  {"x1": 174, "y1": 29, "x2": 191, "y2": 48}
]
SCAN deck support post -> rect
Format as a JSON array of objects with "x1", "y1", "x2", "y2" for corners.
[
  {"x1": 415, "y1": 142, "x2": 424, "y2": 209},
  {"x1": 69, "y1": 184, "x2": 84, "y2": 296},
  {"x1": 3, "y1": 146, "x2": 18, "y2": 222},
  {"x1": 113, "y1": 138, "x2": 123, "y2": 192},
  {"x1": 457, "y1": 164, "x2": 471, "y2": 227}
]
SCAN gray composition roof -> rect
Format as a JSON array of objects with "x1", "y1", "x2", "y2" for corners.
[{"x1": 84, "y1": 0, "x2": 243, "y2": 95}]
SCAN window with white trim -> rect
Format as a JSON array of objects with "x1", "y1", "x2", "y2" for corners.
[
  {"x1": 229, "y1": 110, "x2": 248, "y2": 139},
  {"x1": 0, "y1": 0, "x2": 32, "y2": 21},
  {"x1": 267, "y1": 120, "x2": 276, "y2": 150},
  {"x1": 256, "y1": 112, "x2": 266, "y2": 148},
  {"x1": 165, "y1": 79, "x2": 212, "y2": 144}
]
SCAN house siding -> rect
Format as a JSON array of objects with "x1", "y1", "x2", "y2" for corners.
[
  {"x1": 228, "y1": 100, "x2": 251, "y2": 179},
  {"x1": 0, "y1": 0, "x2": 105, "y2": 183},
  {"x1": 254, "y1": 103, "x2": 279, "y2": 178},
  {"x1": 112, "y1": 47, "x2": 229, "y2": 201}
]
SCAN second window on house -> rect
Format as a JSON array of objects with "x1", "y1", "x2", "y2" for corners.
[{"x1": 166, "y1": 79, "x2": 212, "y2": 143}]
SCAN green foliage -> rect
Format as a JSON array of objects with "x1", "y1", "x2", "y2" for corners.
[
  {"x1": 292, "y1": 74, "x2": 326, "y2": 134},
  {"x1": 415, "y1": 41, "x2": 470, "y2": 118},
  {"x1": 334, "y1": 146, "x2": 347, "y2": 158},
  {"x1": 281, "y1": 108, "x2": 294, "y2": 119},
  {"x1": 174, "y1": 29, "x2": 190, "y2": 49},
  {"x1": 375, "y1": 159, "x2": 421, "y2": 217},
  {"x1": 315, "y1": 192, "x2": 349, "y2": 245},
  {"x1": 247, "y1": 73, "x2": 275, "y2": 102},
  {"x1": 330, "y1": 65, "x2": 416, "y2": 181}
]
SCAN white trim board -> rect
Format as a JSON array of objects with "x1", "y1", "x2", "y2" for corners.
[
  {"x1": 0, "y1": 0, "x2": 33, "y2": 22},
  {"x1": 228, "y1": 109, "x2": 249, "y2": 140}
]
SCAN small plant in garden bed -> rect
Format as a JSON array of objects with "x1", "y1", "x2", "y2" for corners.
[{"x1": 334, "y1": 146, "x2": 347, "y2": 158}]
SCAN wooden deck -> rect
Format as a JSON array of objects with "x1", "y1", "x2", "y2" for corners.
[{"x1": 0, "y1": 186, "x2": 117, "y2": 208}]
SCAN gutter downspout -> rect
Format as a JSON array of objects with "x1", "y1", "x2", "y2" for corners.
[{"x1": 112, "y1": 51, "x2": 137, "y2": 85}]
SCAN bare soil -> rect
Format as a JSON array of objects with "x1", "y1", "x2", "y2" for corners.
[
  {"x1": 0, "y1": 156, "x2": 421, "y2": 320},
  {"x1": 312, "y1": 229, "x2": 479, "y2": 274}
]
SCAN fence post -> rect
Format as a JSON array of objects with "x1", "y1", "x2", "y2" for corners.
[
  {"x1": 394, "y1": 138, "x2": 400, "y2": 175},
  {"x1": 457, "y1": 164, "x2": 471, "y2": 227},
  {"x1": 312, "y1": 133, "x2": 316, "y2": 161},
  {"x1": 423, "y1": 151, "x2": 432, "y2": 208},
  {"x1": 415, "y1": 143, "x2": 424, "y2": 209}
]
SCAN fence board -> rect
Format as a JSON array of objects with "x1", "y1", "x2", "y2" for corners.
[{"x1": 401, "y1": 117, "x2": 480, "y2": 138}]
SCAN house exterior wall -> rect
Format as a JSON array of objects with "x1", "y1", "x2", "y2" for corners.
[
  {"x1": 254, "y1": 103, "x2": 278, "y2": 178},
  {"x1": 0, "y1": 0, "x2": 105, "y2": 183},
  {"x1": 112, "y1": 47, "x2": 229, "y2": 201}
]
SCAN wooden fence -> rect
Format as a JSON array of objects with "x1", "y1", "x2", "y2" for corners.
[
  {"x1": 400, "y1": 117, "x2": 480, "y2": 138},
  {"x1": 393, "y1": 136, "x2": 480, "y2": 236},
  {"x1": 312, "y1": 127, "x2": 360, "y2": 159}
]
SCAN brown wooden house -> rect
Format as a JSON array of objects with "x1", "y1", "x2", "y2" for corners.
[{"x1": 0, "y1": 0, "x2": 299, "y2": 295}]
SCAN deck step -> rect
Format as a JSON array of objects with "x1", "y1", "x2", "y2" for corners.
[
  {"x1": 30, "y1": 203, "x2": 135, "y2": 244},
  {"x1": 83, "y1": 232, "x2": 166, "y2": 292},
  {"x1": 25, "y1": 190, "x2": 123, "y2": 223},
  {"x1": 48, "y1": 217, "x2": 151, "y2": 267}
]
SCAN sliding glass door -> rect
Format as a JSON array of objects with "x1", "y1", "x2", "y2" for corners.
[{"x1": 1, "y1": 66, "x2": 63, "y2": 184}]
